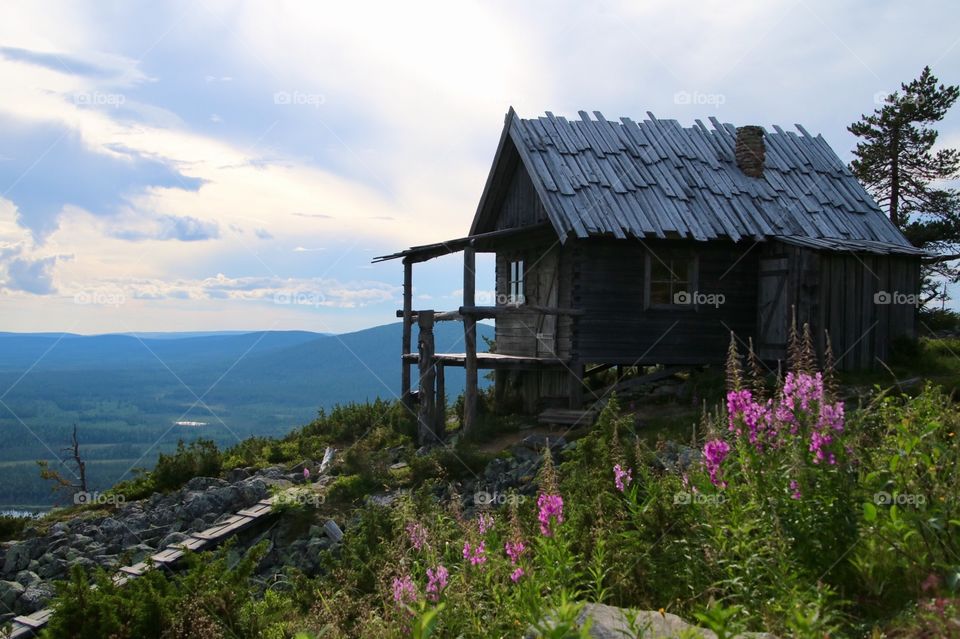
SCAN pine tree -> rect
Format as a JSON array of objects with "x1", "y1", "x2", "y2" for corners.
[{"x1": 849, "y1": 67, "x2": 960, "y2": 302}]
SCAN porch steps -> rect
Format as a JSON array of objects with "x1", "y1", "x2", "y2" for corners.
[{"x1": 537, "y1": 407, "x2": 600, "y2": 427}]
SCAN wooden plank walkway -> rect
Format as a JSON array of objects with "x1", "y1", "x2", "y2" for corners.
[{"x1": 0, "y1": 477, "x2": 327, "y2": 639}]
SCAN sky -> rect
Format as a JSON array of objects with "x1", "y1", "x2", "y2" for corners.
[{"x1": 0, "y1": 0, "x2": 958, "y2": 335}]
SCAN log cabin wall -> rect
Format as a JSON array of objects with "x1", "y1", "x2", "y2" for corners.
[
  {"x1": 758, "y1": 240, "x2": 919, "y2": 370},
  {"x1": 572, "y1": 238, "x2": 759, "y2": 365},
  {"x1": 812, "y1": 248, "x2": 918, "y2": 369}
]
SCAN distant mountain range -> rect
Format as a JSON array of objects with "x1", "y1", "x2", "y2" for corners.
[{"x1": 0, "y1": 323, "x2": 493, "y2": 508}]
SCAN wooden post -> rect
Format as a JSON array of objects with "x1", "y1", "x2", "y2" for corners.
[
  {"x1": 463, "y1": 246, "x2": 478, "y2": 434},
  {"x1": 417, "y1": 310, "x2": 436, "y2": 446},
  {"x1": 569, "y1": 359, "x2": 584, "y2": 409},
  {"x1": 436, "y1": 364, "x2": 446, "y2": 435},
  {"x1": 401, "y1": 258, "x2": 413, "y2": 412}
]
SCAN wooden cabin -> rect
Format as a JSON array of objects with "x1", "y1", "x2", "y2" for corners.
[{"x1": 375, "y1": 108, "x2": 923, "y2": 443}]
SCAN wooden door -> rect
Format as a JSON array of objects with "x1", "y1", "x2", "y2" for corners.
[
  {"x1": 536, "y1": 251, "x2": 559, "y2": 357},
  {"x1": 756, "y1": 257, "x2": 789, "y2": 360}
]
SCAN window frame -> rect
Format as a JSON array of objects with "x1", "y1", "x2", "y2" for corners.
[
  {"x1": 507, "y1": 257, "x2": 526, "y2": 306},
  {"x1": 643, "y1": 251, "x2": 699, "y2": 310}
]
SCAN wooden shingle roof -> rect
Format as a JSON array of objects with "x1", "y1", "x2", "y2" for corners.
[{"x1": 471, "y1": 108, "x2": 921, "y2": 255}]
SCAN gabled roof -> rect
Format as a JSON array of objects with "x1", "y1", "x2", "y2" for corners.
[{"x1": 470, "y1": 108, "x2": 919, "y2": 254}]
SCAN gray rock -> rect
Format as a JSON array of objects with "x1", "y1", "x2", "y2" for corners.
[
  {"x1": 2, "y1": 542, "x2": 31, "y2": 575},
  {"x1": 226, "y1": 467, "x2": 253, "y2": 483},
  {"x1": 18, "y1": 582, "x2": 55, "y2": 614},
  {"x1": 185, "y1": 477, "x2": 229, "y2": 492},
  {"x1": 36, "y1": 557, "x2": 66, "y2": 579},
  {"x1": 0, "y1": 580, "x2": 24, "y2": 611},
  {"x1": 531, "y1": 603, "x2": 778, "y2": 639},
  {"x1": 520, "y1": 434, "x2": 567, "y2": 451},
  {"x1": 14, "y1": 571, "x2": 40, "y2": 587},
  {"x1": 49, "y1": 522, "x2": 69, "y2": 537}
]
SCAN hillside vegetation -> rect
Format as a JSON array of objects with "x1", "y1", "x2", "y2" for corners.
[{"x1": 3, "y1": 334, "x2": 959, "y2": 638}]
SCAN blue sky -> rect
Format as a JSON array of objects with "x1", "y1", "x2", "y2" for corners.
[{"x1": 0, "y1": 0, "x2": 958, "y2": 333}]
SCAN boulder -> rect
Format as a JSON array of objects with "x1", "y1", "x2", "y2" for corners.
[
  {"x1": 185, "y1": 477, "x2": 229, "y2": 492},
  {"x1": 530, "y1": 603, "x2": 778, "y2": 639},
  {"x1": 14, "y1": 571, "x2": 40, "y2": 587},
  {"x1": 2, "y1": 542, "x2": 31, "y2": 575},
  {"x1": 0, "y1": 580, "x2": 24, "y2": 611},
  {"x1": 520, "y1": 434, "x2": 567, "y2": 451},
  {"x1": 18, "y1": 582, "x2": 55, "y2": 614}
]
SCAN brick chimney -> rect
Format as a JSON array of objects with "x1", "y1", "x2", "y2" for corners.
[{"x1": 735, "y1": 125, "x2": 765, "y2": 178}]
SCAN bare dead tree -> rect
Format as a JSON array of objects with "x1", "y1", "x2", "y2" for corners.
[{"x1": 37, "y1": 424, "x2": 88, "y2": 500}]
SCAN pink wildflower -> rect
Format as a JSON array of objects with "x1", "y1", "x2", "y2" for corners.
[
  {"x1": 392, "y1": 574, "x2": 417, "y2": 606},
  {"x1": 702, "y1": 439, "x2": 730, "y2": 488},
  {"x1": 405, "y1": 522, "x2": 427, "y2": 552},
  {"x1": 425, "y1": 565, "x2": 449, "y2": 601},
  {"x1": 537, "y1": 493, "x2": 564, "y2": 536},
  {"x1": 462, "y1": 541, "x2": 486, "y2": 565},
  {"x1": 504, "y1": 540, "x2": 526, "y2": 564},
  {"x1": 789, "y1": 480, "x2": 802, "y2": 500},
  {"x1": 613, "y1": 464, "x2": 633, "y2": 492},
  {"x1": 303, "y1": 467, "x2": 310, "y2": 480},
  {"x1": 510, "y1": 567, "x2": 525, "y2": 583},
  {"x1": 477, "y1": 512, "x2": 494, "y2": 535}
]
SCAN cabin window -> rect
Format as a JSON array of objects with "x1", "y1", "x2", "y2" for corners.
[
  {"x1": 645, "y1": 252, "x2": 697, "y2": 308},
  {"x1": 508, "y1": 259, "x2": 525, "y2": 304}
]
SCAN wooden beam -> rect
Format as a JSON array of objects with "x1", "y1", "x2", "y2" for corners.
[
  {"x1": 417, "y1": 310, "x2": 437, "y2": 446},
  {"x1": 401, "y1": 259, "x2": 413, "y2": 412},
  {"x1": 396, "y1": 309, "x2": 463, "y2": 322},
  {"x1": 459, "y1": 304, "x2": 584, "y2": 319},
  {"x1": 463, "y1": 247, "x2": 478, "y2": 435}
]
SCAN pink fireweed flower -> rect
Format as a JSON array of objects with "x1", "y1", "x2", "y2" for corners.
[
  {"x1": 702, "y1": 439, "x2": 731, "y2": 488},
  {"x1": 477, "y1": 512, "x2": 494, "y2": 535},
  {"x1": 462, "y1": 541, "x2": 487, "y2": 565},
  {"x1": 405, "y1": 522, "x2": 427, "y2": 552},
  {"x1": 303, "y1": 467, "x2": 310, "y2": 480},
  {"x1": 726, "y1": 388, "x2": 753, "y2": 434},
  {"x1": 504, "y1": 540, "x2": 526, "y2": 564},
  {"x1": 537, "y1": 493, "x2": 564, "y2": 536},
  {"x1": 613, "y1": 464, "x2": 633, "y2": 492},
  {"x1": 425, "y1": 565, "x2": 448, "y2": 601},
  {"x1": 392, "y1": 574, "x2": 417, "y2": 606},
  {"x1": 510, "y1": 567, "x2": 525, "y2": 583},
  {"x1": 789, "y1": 480, "x2": 802, "y2": 500}
]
